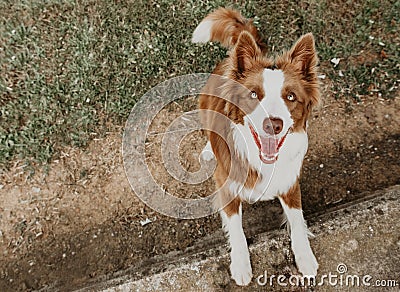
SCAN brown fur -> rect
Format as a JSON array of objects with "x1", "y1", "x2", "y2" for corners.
[
  {"x1": 223, "y1": 196, "x2": 241, "y2": 217},
  {"x1": 280, "y1": 179, "x2": 302, "y2": 209},
  {"x1": 204, "y1": 8, "x2": 267, "y2": 53},
  {"x1": 276, "y1": 33, "x2": 320, "y2": 132},
  {"x1": 198, "y1": 9, "x2": 319, "y2": 215}
]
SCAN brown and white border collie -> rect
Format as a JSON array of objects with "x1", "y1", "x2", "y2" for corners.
[{"x1": 192, "y1": 8, "x2": 320, "y2": 286}]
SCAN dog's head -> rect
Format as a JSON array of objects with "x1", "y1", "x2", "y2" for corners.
[{"x1": 222, "y1": 31, "x2": 320, "y2": 164}]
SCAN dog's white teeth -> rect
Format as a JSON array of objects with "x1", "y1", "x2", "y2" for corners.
[{"x1": 261, "y1": 152, "x2": 277, "y2": 160}]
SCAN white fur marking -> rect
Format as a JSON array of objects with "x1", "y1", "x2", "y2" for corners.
[
  {"x1": 221, "y1": 206, "x2": 252, "y2": 286},
  {"x1": 192, "y1": 20, "x2": 213, "y2": 43},
  {"x1": 201, "y1": 141, "x2": 215, "y2": 161},
  {"x1": 230, "y1": 69, "x2": 308, "y2": 202},
  {"x1": 232, "y1": 127, "x2": 308, "y2": 202},
  {"x1": 245, "y1": 69, "x2": 293, "y2": 139},
  {"x1": 280, "y1": 200, "x2": 318, "y2": 276}
]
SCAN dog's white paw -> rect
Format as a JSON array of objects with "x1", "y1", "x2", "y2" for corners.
[
  {"x1": 230, "y1": 251, "x2": 253, "y2": 286},
  {"x1": 200, "y1": 142, "x2": 215, "y2": 161},
  {"x1": 295, "y1": 250, "x2": 319, "y2": 276},
  {"x1": 201, "y1": 149, "x2": 215, "y2": 161}
]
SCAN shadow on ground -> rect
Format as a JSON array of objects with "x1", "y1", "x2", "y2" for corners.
[{"x1": 1, "y1": 133, "x2": 399, "y2": 291}]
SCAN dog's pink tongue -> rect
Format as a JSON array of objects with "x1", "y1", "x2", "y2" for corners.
[{"x1": 259, "y1": 137, "x2": 279, "y2": 157}]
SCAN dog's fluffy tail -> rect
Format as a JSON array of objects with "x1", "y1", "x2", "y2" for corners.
[{"x1": 192, "y1": 7, "x2": 266, "y2": 51}]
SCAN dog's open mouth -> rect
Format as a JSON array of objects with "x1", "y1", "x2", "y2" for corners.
[{"x1": 249, "y1": 124, "x2": 289, "y2": 164}]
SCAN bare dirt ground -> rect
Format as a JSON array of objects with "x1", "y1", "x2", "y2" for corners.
[{"x1": 0, "y1": 75, "x2": 399, "y2": 290}]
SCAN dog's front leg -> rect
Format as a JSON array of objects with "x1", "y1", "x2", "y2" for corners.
[
  {"x1": 221, "y1": 197, "x2": 252, "y2": 286},
  {"x1": 279, "y1": 183, "x2": 318, "y2": 277}
]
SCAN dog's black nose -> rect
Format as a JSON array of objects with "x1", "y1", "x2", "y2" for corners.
[{"x1": 263, "y1": 117, "x2": 283, "y2": 135}]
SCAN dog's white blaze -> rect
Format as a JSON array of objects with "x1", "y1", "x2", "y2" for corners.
[
  {"x1": 231, "y1": 68, "x2": 308, "y2": 202},
  {"x1": 221, "y1": 205, "x2": 252, "y2": 285},
  {"x1": 192, "y1": 20, "x2": 213, "y2": 43},
  {"x1": 245, "y1": 69, "x2": 293, "y2": 139},
  {"x1": 279, "y1": 199, "x2": 319, "y2": 276}
]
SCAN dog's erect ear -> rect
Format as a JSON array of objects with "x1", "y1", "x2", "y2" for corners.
[
  {"x1": 288, "y1": 33, "x2": 318, "y2": 81},
  {"x1": 233, "y1": 31, "x2": 261, "y2": 74}
]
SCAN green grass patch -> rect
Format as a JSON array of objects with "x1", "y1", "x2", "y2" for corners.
[{"x1": 0, "y1": 0, "x2": 399, "y2": 169}]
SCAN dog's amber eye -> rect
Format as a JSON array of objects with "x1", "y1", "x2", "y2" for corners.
[
  {"x1": 287, "y1": 93, "x2": 296, "y2": 101},
  {"x1": 250, "y1": 91, "x2": 258, "y2": 99}
]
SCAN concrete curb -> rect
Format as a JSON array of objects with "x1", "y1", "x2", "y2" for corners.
[{"x1": 80, "y1": 185, "x2": 400, "y2": 291}]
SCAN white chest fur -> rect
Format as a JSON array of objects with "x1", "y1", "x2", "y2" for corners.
[{"x1": 231, "y1": 126, "x2": 308, "y2": 202}]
